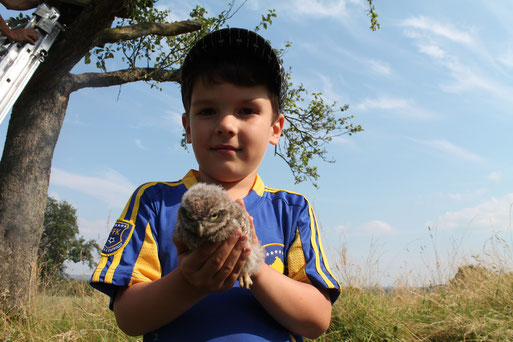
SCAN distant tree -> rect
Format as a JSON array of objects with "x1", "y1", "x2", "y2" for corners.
[{"x1": 38, "y1": 197, "x2": 99, "y2": 279}]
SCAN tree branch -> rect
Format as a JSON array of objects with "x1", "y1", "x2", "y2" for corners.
[
  {"x1": 70, "y1": 67, "x2": 180, "y2": 92},
  {"x1": 96, "y1": 19, "x2": 202, "y2": 46}
]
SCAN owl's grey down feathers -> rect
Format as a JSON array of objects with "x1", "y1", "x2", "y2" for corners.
[{"x1": 174, "y1": 183, "x2": 265, "y2": 289}]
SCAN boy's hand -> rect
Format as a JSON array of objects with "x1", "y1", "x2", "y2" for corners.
[
  {"x1": 235, "y1": 198, "x2": 264, "y2": 280},
  {"x1": 9, "y1": 28, "x2": 38, "y2": 44},
  {"x1": 234, "y1": 198, "x2": 259, "y2": 245},
  {"x1": 173, "y1": 231, "x2": 250, "y2": 295}
]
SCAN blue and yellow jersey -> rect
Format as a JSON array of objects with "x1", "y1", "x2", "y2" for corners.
[{"x1": 91, "y1": 170, "x2": 340, "y2": 341}]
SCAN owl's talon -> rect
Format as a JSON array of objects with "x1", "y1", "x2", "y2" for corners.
[{"x1": 239, "y1": 272, "x2": 253, "y2": 289}]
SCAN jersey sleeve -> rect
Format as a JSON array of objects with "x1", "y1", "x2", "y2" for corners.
[
  {"x1": 286, "y1": 199, "x2": 341, "y2": 303},
  {"x1": 90, "y1": 182, "x2": 162, "y2": 304}
]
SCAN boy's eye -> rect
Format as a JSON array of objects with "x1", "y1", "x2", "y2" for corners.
[
  {"x1": 239, "y1": 107, "x2": 257, "y2": 115},
  {"x1": 196, "y1": 108, "x2": 215, "y2": 116}
]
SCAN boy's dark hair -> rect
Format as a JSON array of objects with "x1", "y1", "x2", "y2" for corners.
[{"x1": 180, "y1": 28, "x2": 287, "y2": 117}]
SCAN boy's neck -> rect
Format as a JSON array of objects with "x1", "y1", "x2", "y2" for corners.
[{"x1": 196, "y1": 170, "x2": 257, "y2": 201}]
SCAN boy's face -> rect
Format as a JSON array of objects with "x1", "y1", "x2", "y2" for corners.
[{"x1": 182, "y1": 80, "x2": 284, "y2": 186}]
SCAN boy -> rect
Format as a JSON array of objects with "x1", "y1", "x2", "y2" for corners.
[{"x1": 90, "y1": 27, "x2": 340, "y2": 341}]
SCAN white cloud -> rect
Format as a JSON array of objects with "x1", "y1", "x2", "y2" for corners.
[
  {"x1": 332, "y1": 135, "x2": 352, "y2": 145},
  {"x1": 401, "y1": 16, "x2": 473, "y2": 45},
  {"x1": 364, "y1": 59, "x2": 392, "y2": 76},
  {"x1": 328, "y1": 44, "x2": 393, "y2": 77},
  {"x1": 314, "y1": 73, "x2": 341, "y2": 104},
  {"x1": 280, "y1": 0, "x2": 350, "y2": 19},
  {"x1": 355, "y1": 96, "x2": 435, "y2": 120},
  {"x1": 361, "y1": 220, "x2": 394, "y2": 234},
  {"x1": 448, "y1": 188, "x2": 487, "y2": 201},
  {"x1": 429, "y1": 193, "x2": 513, "y2": 231},
  {"x1": 356, "y1": 96, "x2": 410, "y2": 111},
  {"x1": 439, "y1": 63, "x2": 512, "y2": 99},
  {"x1": 50, "y1": 168, "x2": 135, "y2": 209},
  {"x1": 418, "y1": 43, "x2": 446, "y2": 59},
  {"x1": 429, "y1": 139, "x2": 483, "y2": 162},
  {"x1": 488, "y1": 171, "x2": 501, "y2": 182},
  {"x1": 498, "y1": 49, "x2": 513, "y2": 68},
  {"x1": 78, "y1": 217, "x2": 112, "y2": 241},
  {"x1": 245, "y1": 0, "x2": 262, "y2": 10},
  {"x1": 401, "y1": 16, "x2": 513, "y2": 102},
  {"x1": 134, "y1": 111, "x2": 183, "y2": 133},
  {"x1": 301, "y1": 41, "x2": 392, "y2": 85},
  {"x1": 155, "y1": 0, "x2": 201, "y2": 22},
  {"x1": 135, "y1": 139, "x2": 146, "y2": 150},
  {"x1": 413, "y1": 138, "x2": 485, "y2": 164}
]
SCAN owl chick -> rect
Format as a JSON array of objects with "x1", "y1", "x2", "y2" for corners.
[{"x1": 174, "y1": 183, "x2": 264, "y2": 289}]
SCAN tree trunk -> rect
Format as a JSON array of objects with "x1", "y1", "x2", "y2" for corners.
[
  {"x1": 0, "y1": 0, "x2": 125, "y2": 313},
  {"x1": 0, "y1": 78, "x2": 73, "y2": 313}
]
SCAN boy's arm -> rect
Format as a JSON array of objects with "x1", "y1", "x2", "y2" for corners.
[
  {"x1": 250, "y1": 264, "x2": 332, "y2": 339},
  {"x1": 113, "y1": 231, "x2": 250, "y2": 336},
  {"x1": 236, "y1": 202, "x2": 334, "y2": 339}
]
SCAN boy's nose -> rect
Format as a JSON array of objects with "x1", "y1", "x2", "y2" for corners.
[{"x1": 216, "y1": 114, "x2": 236, "y2": 136}]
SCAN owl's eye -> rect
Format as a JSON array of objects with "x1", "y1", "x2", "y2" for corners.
[
  {"x1": 209, "y1": 212, "x2": 220, "y2": 221},
  {"x1": 185, "y1": 210, "x2": 194, "y2": 220}
]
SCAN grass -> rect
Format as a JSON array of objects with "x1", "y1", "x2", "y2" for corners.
[
  {"x1": 314, "y1": 231, "x2": 513, "y2": 341},
  {"x1": 317, "y1": 266, "x2": 513, "y2": 341},
  {"x1": 2, "y1": 234, "x2": 513, "y2": 341},
  {"x1": 0, "y1": 278, "x2": 140, "y2": 342}
]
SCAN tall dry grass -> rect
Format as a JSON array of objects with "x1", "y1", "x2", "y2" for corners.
[
  {"x1": 314, "y1": 231, "x2": 513, "y2": 341},
  {"x1": 0, "y1": 278, "x2": 139, "y2": 342},
  {"x1": 1, "y1": 231, "x2": 512, "y2": 341}
]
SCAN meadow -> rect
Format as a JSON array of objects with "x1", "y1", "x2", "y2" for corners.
[{"x1": 2, "y1": 233, "x2": 512, "y2": 342}]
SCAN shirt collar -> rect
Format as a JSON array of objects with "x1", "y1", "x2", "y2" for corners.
[{"x1": 182, "y1": 169, "x2": 265, "y2": 209}]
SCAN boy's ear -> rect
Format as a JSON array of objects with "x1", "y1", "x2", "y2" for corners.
[
  {"x1": 182, "y1": 113, "x2": 192, "y2": 143},
  {"x1": 269, "y1": 113, "x2": 285, "y2": 146}
]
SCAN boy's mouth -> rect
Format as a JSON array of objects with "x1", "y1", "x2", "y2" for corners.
[{"x1": 211, "y1": 144, "x2": 241, "y2": 154}]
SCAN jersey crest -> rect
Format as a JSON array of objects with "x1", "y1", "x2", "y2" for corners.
[
  {"x1": 101, "y1": 219, "x2": 134, "y2": 256},
  {"x1": 263, "y1": 243, "x2": 285, "y2": 273}
]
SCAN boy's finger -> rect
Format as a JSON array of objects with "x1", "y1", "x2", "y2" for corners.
[
  {"x1": 212, "y1": 234, "x2": 247, "y2": 284},
  {"x1": 174, "y1": 234, "x2": 217, "y2": 257},
  {"x1": 203, "y1": 230, "x2": 241, "y2": 275},
  {"x1": 172, "y1": 234, "x2": 187, "y2": 254},
  {"x1": 234, "y1": 198, "x2": 257, "y2": 239},
  {"x1": 245, "y1": 215, "x2": 259, "y2": 246},
  {"x1": 174, "y1": 235, "x2": 221, "y2": 275},
  {"x1": 235, "y1": 198, "x2": 245, "y2": 209},
  {"x1": 229, "y1": 245, "x2": 251, "y2": 279}
]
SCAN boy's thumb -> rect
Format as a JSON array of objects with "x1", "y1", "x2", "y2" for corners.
[{"x1": 173, "y1": 234, "x2": 187, "y2": 254}]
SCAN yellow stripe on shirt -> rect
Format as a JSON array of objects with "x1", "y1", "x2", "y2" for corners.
[
  {"x1": 307, "y1": 202, "x2": 334, "y2": 288},
  {"x1": 92, "y1": 254, "x2": 108, "y2": 283},
  {"x1": 129, "y1": 222, "x2": 162, "y2": 285},
  {"x1": 262, "y1": 186, "x2": 339, "y2": 288},
  {"x1": 310, "y1": 208, "x2": 341, "y2": 289},
  {"x1": 104, "y1": 182, "x2": 158, "y2": 284}
]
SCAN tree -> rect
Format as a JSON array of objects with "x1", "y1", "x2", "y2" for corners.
[
  {"x1": 38, "y1": 197, "x2": 99, "y2": 279},
  {"x1": 0, "y1": 0, "x2": 377, "y2": 312}
]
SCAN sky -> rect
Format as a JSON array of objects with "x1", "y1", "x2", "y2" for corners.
[{"x1": 1, "y1": 0, "x2": 513, "y2": 286}]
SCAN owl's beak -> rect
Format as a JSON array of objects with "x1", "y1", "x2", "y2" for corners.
[{"x1": 197, "y1": 223, "x2": 204, "y2": 237}]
